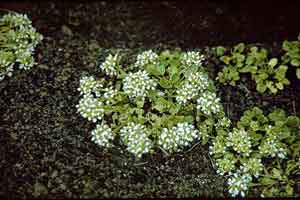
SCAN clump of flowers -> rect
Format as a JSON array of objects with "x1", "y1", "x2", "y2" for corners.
[
  {"x1": 158, "y1": 122, "x2": 199, "y2": 153},
  {"x1": 77, "y1": 49, "x2": 224, "y2": 158},
  {"x1": 196, "y1": 91, "x2": 222, "y2": 116},
  {"x1": 120, "y1": 122, "x2": 153, "y2": 158},
  {"x1": 210, "y1": 107, "x2": 300, "y2": 197},
  {"x1": 123, "y1": 70, "x2": 157, "y2": 99},
  {"x1": 91, "y1": 123, "x2": 114, "y2": 148},
  {"x1": 0, "y1": 13, "x2": 43, "y2": 80},
  {"x1": 134, "y1": 49, "x2": 158, "y2": 67},
  {"x1": 99, "y1": 54, "x2": 119, "y2": 76}
]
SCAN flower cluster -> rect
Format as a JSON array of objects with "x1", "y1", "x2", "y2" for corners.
[
  {"x1": 0, "y1": 13, "x2": 43, "y2": 80},
  {"x1": 76, "y1": 94, "x2": 105, "y2": 122},
  {"x1": 77, "y1": 76, "x2": 99, "y2": 95},
  {"x1": 123, "y1": 70, "x2": 157, "y2": 99},
  {"x1": 99, "y1": 54, "x2": 119, "y2": 76},
  {"x1": 227, "y1": 170, "x2": 253, "y2": 197},
  {"x1": 91, "y1": 123, "x2": 114, "y2": 147},
  {"x1": 134, "y1": 50, "x2": 158, "y2": 67},
  {"x1": 158, "y1": 122, "x2": 199, "y2": 153},
  {"x1": 176, "y1": 71, "x2": 210, "y2": 104},
  {"x1": 209, "y1": 134, "x2": 227, "y2": 155},
  {"x1": 197, "y1": 91, "x2": 222, "y2": 115},
  {"x1": 227, "y1": 128, "x2": 252, "y2": 157},
  {"x1": 181, "y1": 51, "x2": 205, "y2": 67},
  {"x1": 259, "y1": 134, "x2": 287, "y2": 159},
  {"x1": 215, "y1": 153, "x2": 236, "y2": 175},
  {"x1": 240, "y1": 157, "x2": 263, "y2": 178},
  {"x1": 120, "y1": 122, "x2": 153, "y2": 158}
]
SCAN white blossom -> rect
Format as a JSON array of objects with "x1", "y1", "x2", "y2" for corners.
[
  {"x1": 134, "y1": 50, "x2": 158, "y2": 67},
  {"x1": 123, "y1": 70, "x2": 157, "y2": 99},
  {"x1": 197, "y1": 91, "x2": 222, "y2": 115},
  {"x1": 99, "y1": 54, "x2": 119, "y2": 76},
  {"x1": 76, "y1": 93, "x2": 105, "y2": 122},
  {"x1": 91, "y1": 123, "x2": 114, "y2": 147},
  {"x1": 181, "y1": 51, "x2": 205, "y2": 67},
  {"x1": 120, "y1": 122, "x2": 153, "y2": 158},
  {"x1": 158, "y1": 122, "x2": 199, "y2": 153}
]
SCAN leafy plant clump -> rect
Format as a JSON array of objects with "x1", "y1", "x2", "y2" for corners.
[
  {"x1": 281, "y1": 40, "x2": 300, "y2": 79},
  {"x1": 210, "y1": 107, "x2": 300, "y2": 197},
  {"x1": 76, "y1": 49, "x2": 227, "y2": 158},
  {"x1": 215, "y1": 43, "x2": 290, "y2": 94},
  {"x1": 0, "y1": 12, "x2": 43, "y2": 81}
]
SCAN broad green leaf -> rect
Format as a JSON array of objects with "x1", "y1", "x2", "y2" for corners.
[
  {"x1": 291, "y1": 59, "x2": 300, "y2": 67},
  {"x1": 216, "y1": 46, "x2": 225, "y2": 56},
  {"x1": 296, "y1": 68, "x2": 300, "y2": 79},
  {"x1": 159, "y1": 78, "x2": 172, "y2": 89},
  {"x1": 268, "y1": 58, "x2": 278, "y2": 67}
]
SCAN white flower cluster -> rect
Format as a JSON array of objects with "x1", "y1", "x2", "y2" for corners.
[
  {"x1": 227, "y1": 128, "x2": 252, "y2": 157},
  {"x1": 209, "y1": 135, "x2": 227, "y2": 155},
  {"x1": 76, "y1": 94, "x2": 105, "y2": 122},
  {"x1": 77, "y1": 76, "x2": 99, "y2": 95},
  {"x1": 181, "y1": 51, "x2": 205, "y2": 67},
  {"x1": 196, "y1": 91, "x2": 222, "y2": 115},
  {"x1": 227, "y1": 170, "x2": 253, "y2": 197},
  {"x1": 215, "y1": 116, "x2": 231, "y2": 129},
  {"x1": 99, "y1": 54, "x2": 119, "y2": 76},
  {"x1": 101, "y1": 86, "x2": 118, "y2": 104},
  {"x1": 123, "y1": 70, "x2": 157, "y2": 99},
  {"x1": 215, "y1": 154, "x2": 236, "y2": 175},
  {"x1": 241, "y1": 157, "x2": 263, "y2": 178},
  {"x1": 134, "y1": 50, "x2": 158, "y2": 67},
  {"x1": 158, "y1": 122, "x2": 199, "y2": 153},
  {"x1": 259, "y1": 134, "x2": 287, "y2": 159},
  {"x1": 176, "y1": 71, "x2": 210, "y2": 104},
  {"x1": 0, "y1": 13, "x2": 43, "y2": 80},
  {"x1": 91, "y1": 123, "x2": 114, "y2": 147},
  {"x1": 120, "y1": 122, "x2": 153, "y2": 158}
]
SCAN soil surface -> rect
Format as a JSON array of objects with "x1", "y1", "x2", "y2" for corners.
[{"x1": 0, "y1": 1, "x2": 299, "y2": 198}]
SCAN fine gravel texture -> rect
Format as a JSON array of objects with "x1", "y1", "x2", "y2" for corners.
[{"x1": 0, "y1": 1, "x2": 300, "y2": 198}]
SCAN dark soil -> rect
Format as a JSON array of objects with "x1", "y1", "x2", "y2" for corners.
[{"x1": 0, "y1": 1, "x2": 299, "y2": 198}]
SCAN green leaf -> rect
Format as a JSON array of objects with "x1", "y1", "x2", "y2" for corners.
[
  {"x1": 286, "y1": 116, "x2": 300, "y2": 127},
  {"x1": 233, "y1": 43, "x2": 245, "y2": 53},
  {"x1": 271, "y1": 168, "x2": 282, "y2": 179},
  {"x1": 268, "y1": 109, "x2": 286, "y2": 123},
  {"x1": 159, "y1": 78, "x2": 172, "y2": 89},
  {"x1": 153, "y1": 97, "x2": 169, "y2": 112},
  {"x1": 156, "y1": 63, "x2": 166, "y2": 75},
  {"x1": 256, "y1": 82, "x2": 267, "y2": 93},
  {"x1": 146, "y1": 64, "x2": 162, "y2": 76},
  {"x1": 268, "y1": 58, "x2": 278, "y2": 67},
  {"x1": 259, "y1": 177, "x2": 277, "y2": 185},
  {"x1": 291, "y1": 59, "x2": 300, "y2": 67},
  {"x1": 216, "y1": 46, "x2": 226, "y2": 56},
  {"x1": 296, "y1": 68, "x2": 300, "y2": 79},
  {"x1": 220, "y1": 56, "x2": 231, "y2": 65}
]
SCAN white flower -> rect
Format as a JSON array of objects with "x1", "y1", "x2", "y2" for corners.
[
  {"x1": 91, "y1": 123, "x2": 114, "y2": 147},
  {"x1": 259, "y1": 134, "x2": 287, "y2": 159},
  {"x1": 76, "y1": 94, "x2": 105, "y2": 122},
  {"x1": 226, "y1": 128, "x2": 252, "y2": 157},
  {"x1": 123, "y1": 70, "x2": 157, "y2": 99},
  {"x1": 227, "y1": 169, "x2": 252, "y2": 197},
  {"x1": 99, "y1": 54, "x2": 119, "y2": 76},
  {"x1": 176, "y1": 71, "x2": 210, "y2": 105},
  {"x1": 134, "y1": 50, "x2": 158, "y2": 67},
  {"x1": 197, "y1": 91, "x2": 222, "y2": 115},
  {"x1": 181, "y1": 51, "x2": 205, "y2": 67},
  {"x1": 158, "y1": 122, "x2": 199, "y2": 153},
  {"x1": 120, "y1": 122, "x2": 153, "y2": 158}
]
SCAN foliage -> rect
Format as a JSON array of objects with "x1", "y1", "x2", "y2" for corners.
[
  {"x1": 281, "y1": 40, "x2": 300, "y2": 79},
  {"x1": 76, "y1": 50, "x2": 226, "y2": 158},
  {"x1": 215, "y1": 43, "x2": 290, "y2": 94},
  {"x1": 0, "y1": 13, "x2": 43, "y2": 80},
  {"x1": 210, "y1": 107, "x2": 300, "y2": 197}
]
